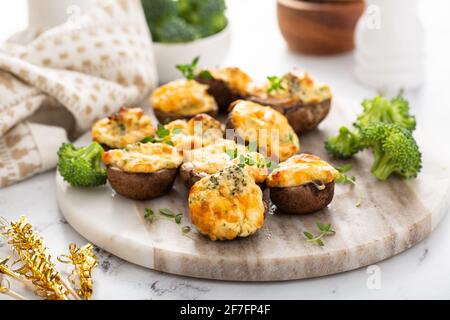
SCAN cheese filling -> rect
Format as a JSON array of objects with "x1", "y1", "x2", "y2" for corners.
[
  {"x1": 228, "y1": 100, "x2": 300, "y2": 161},
  {"x1": 92, "y1": 107, "x2": 156, "y2": 149},
  {"x1": 102, "y1": 143, "x2": 183, "y2": 173},
  {"x1": 151, "y1": 79, "x2": 218, "y2": 116},
  {"x1": 248, "y1": 69, "x2": 332, "y2": 104},
  {"x1": 188, "y1": 164, "x2": 265, "y2": 241},
  {"x1": 267, "y1": 154, "x2": 340, "y2": 188}
]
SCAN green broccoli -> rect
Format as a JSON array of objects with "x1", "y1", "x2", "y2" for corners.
[
  {"x1": 325, "y1": 126, "x2": 364, "y2": 159},
  {"x1": 154, "y1": 16, "x2": 200, "y2": 43},
  {"x1": 356, "y1": 95, "x2": 416, "y2": 131},
  {"x1": 58, "y1": 142, "x2": 107, "y2": 188},
  {"x1": 141, "y1": 0, "x2": 178, "y2": 26},
  {"x1": 178, "y1": 0, "x2": 227, "y2": 37},
  {"x1": 360, "y1": 122, "x2": 422, "y2": 181}
]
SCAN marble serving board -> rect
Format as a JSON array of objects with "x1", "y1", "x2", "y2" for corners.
[{"x1": 56, "y1": 98, "x2": 450, "y2": 281}]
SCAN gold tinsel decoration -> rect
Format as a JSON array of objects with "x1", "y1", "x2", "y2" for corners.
[
  {"x1": 58, "y1": 243, "x2": 97, "y2": 300},
  {"x1": 0, "y1": 216, "x2": 97, "y2": 300}
]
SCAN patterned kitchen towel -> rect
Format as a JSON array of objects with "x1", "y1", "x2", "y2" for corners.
[{"x1": 0, "y1": 0, "x2": 158, "y2": 188}]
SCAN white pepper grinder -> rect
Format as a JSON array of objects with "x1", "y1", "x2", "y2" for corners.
[{"x1": 354, "y1": 0, "x2": 425, "y2": 93}]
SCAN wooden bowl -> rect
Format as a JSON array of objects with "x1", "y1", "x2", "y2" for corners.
[{"x1": 277, "y1": 0, "x2": 365, "y2": 55}]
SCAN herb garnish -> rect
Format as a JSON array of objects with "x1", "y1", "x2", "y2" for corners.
[
  {"x1": 141, "y1": 124, "x2": 175, "y2": 146},
  {"x1": 303, "y1": 222, "x2": 336, "y2": 247},
  {"x1": 176, "y1": 56, "x2": 200, "y2": 80},
  {"x1": 267, "y1": 76, "x2": 286, "y2": 94},
  {"x1": 144, "y1": 208, "x2": 183, "y2": 225},
  {"x1": 335, "y1": 164, "x2": 356, "y2": 185}
]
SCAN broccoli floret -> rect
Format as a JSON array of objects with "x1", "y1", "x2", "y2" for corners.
[
  {"x1": 356, "y1": 96, "x2": 416, "y2": 131},
  {"x1": 58, "y1": 142, "x2": 107, "y2": 188},
  {"x1": 141, "y1": 0, "x2": 178, "y2": 25},
  {"x1": 154, "y1": 16, "x2": 200, "y2": 43},
  {"x1": 325, "y1": 126, "x2": 363, "y2": 159},
  {"x1": 178, "y1": 0, "x2": 227, "y2": 37},
  {"x1": 360, "y1": 122, "x2": 422, "y2": 181}
]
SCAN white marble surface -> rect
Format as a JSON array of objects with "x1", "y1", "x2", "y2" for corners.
[{"x1": 1, "y1": 0, "x2": 450, "y2": 299}]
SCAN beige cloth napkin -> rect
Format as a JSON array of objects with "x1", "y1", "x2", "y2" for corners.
[{"x1": 0, "y1": 0, "x2": 158, "y2": 188}]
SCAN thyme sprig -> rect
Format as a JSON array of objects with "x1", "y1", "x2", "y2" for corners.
[{"x1": 304, "y1": 222, "x2": 336, "y2": 247}]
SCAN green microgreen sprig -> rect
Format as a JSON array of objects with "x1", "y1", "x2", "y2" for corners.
[
  {"x1": 144, "y1": 208, "x2": 183, "y2": 225},
  {"x1": 303, "y1": 222, "x2": 336, "y2": 247},
  {"x1": 267, "y1": 75, "x2": 286, "y2": 94}
]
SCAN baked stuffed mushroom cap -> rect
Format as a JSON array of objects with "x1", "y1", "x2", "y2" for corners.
[
  {"x1": 92, "y1": 107, "x2": 156, "y2": 150},
  {"x1": 180, "y1": 139, "x2": 269, "y2": 189},
  {"x1": 165, "y1": 113, "x2": 224, "y2": 151},
  {"x1": 195, "y1": 67, "x2": 252, "y2": 112},
  {"x1": 227, "y1": 100, "x2": 301, "y2": 162},
  {"x1": 150, "y1": 79, "x2": 218, "y2": 124},
  {"x1": 102, "y1": 143, "x2": 183, "y2": 200},
  {"x1": 267, "y1": 154, "x2": 340, "y2": 215},
  {"x1": 189, "y1": 164, "x2": 265, "y2": 241},
  {"x1": 247, "y1": 70, "x2": 332, "y2": 134}
]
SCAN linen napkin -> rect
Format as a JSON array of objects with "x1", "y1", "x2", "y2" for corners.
[{"x1": 0, "y1": 0, "x2": 158, "y2": 188}]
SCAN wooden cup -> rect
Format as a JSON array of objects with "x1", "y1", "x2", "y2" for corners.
[{"x1": 277, "y1": 0, "x2": 366, "y2": 55}]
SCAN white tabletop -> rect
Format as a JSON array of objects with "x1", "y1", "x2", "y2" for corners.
[{"x1": 1, "y1": 0, "x2": 450, "y2": 300}]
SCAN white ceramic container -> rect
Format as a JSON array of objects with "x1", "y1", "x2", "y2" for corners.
[
  {"x1": 354, "y1": 0, "x2": 425, "y2": 93},
  {"x1": 153, "y1": 25, "x2": 231, "y2": 84}
]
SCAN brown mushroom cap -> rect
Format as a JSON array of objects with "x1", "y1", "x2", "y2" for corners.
[
  {"x1": 107, "y1": 167, "x2": 179, "y2": 201},
  {"x1": 270, "y1": 181, "x2": 335, "y2": 215}
]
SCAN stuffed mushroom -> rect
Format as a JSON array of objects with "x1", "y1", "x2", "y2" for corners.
[
  {"x1": 92, "y1": 107, "x2": 156, "y2": 150},
  {"x1": 189, "y1": 164, "x2": 265, "y2": 241},
  {"x1": 180, "y1": 140, "x2": 269, "y2": 189},
  {"x1": 195, "y1": 67, "x2": 252, "y2": 112},
  {"x1": 165, "y1": 113, "x2": 224, "y2": 151},
  {"x1": 150, "y1": 79, "x2": 218, "y2": 124},
  {"x1": 227, "y1": 100, "x2": 301, "y2": 162},
  {"x1": 247, "y1": 70, "x2": 332, "y2": 135},
  {"x1": 102, "y1": 143, "x2": 183, "y2": 200},
  {"x1": 267, "y1": 154, "x2": 340, "y2": 215}
]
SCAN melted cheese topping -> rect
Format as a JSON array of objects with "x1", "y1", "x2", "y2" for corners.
[
  {"x1": 92, "y1": 107, "x2": 156, "y2": 149},
  {"x1": 189, "y1": 165, "x2": 265, "y2": 241},
  {"x1": 229, "y1": 100, "x2": 300, "y2": 161},
  {"x1": 248, "y1": 69, "x2": 332, "y2": 104},
  {"x1": 102, "y1": 143, "x2": 182, "y2": 173},
  {"x1": 267, "y1": 154, "x2": 340, "y2": 188},
  {"x1": 150, "y1": 79, "x2": 218, "y2": 115},
  {"x1": 166, "y1": 114, "x2": 224, "y2": 150},
  {"x1": 183, "y1": 141, "x2": 268, "y2": 184},
  {"x1": 207, "y1": 67, "x2": 252, "y2": 95}
]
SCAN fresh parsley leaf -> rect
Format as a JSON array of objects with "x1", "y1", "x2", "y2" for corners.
[
  {"x1": 336, "y1": 174, "x2": 356, "y2": 185},
  {"x1": 267, "y1": 75, "x2": 286, "y2": 94},
  {"x1": 165, "y1": 140, "x2": 175, "y2": 146},
  {"x1": 335, "y1": 163, "x2": 356, "y2": 185},
  {"x1": 175, "y1": 214, "x2": 183, "y2": 225},
  {"x1": 144, "y1": 208, "x2": 155, "y2": 222},
  {"x1": 141, "y1": 137, "x2": 156, "y2": 144},
  {"x1": 176, "y1": 56, "x2": 200, "y2": 80},
  {"x1": 157, "y1": 124, "x2": 170, "y2": 138},
  {"x1": 304, "y1": 232, "x2": 314, "y2": 240},
  {"x1": 159, "y1": 208, "x2": 176, "y2": 218},
  {"x1": 197, "y1": 70, "x2": 213, "y2": 80},
  {"x1": 336, "y1": 164, "x2": 353, "y2": 174}
]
